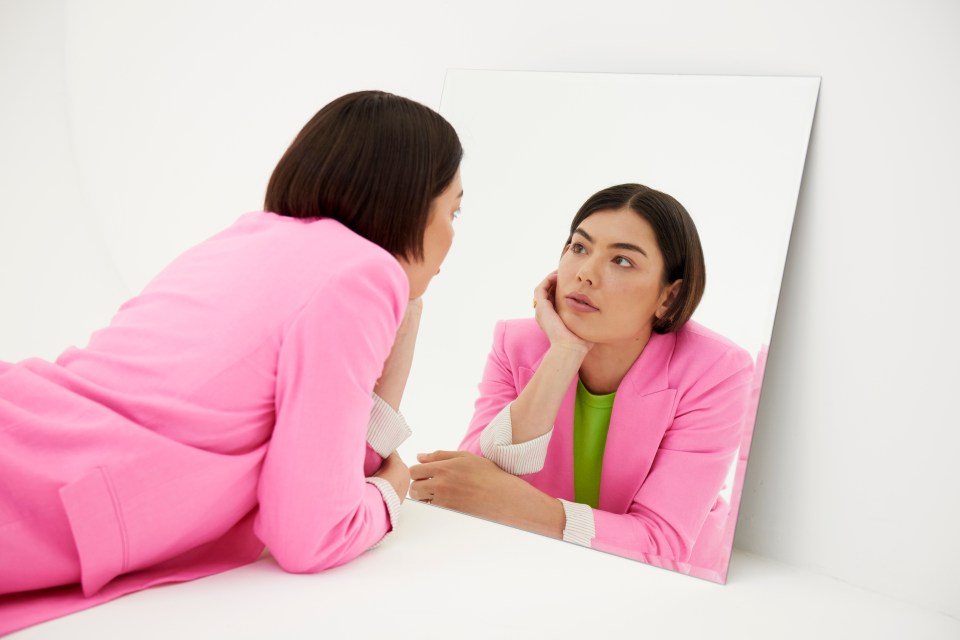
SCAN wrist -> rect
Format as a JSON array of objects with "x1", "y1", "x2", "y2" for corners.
[
  {"x1": 546, "y1": 341, "x2": 590, "y2": 363},
  {"x1": 374, "y1": 467, "x2": 407, "y2": 502},
  {"x1": 505, "y1": 478, "x2": 566, "y2": 539}
]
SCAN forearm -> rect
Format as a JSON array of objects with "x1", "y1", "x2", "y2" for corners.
[
  {"x1": 490, "y1": 475, "x2": 567, "y2": 539},
  {"x1": 410, "y1": 451, "x2": 566, "y2": 539},
  {"x1": 373, "y1": 302, "x2": 422, "y2": 411},
  {"x1": 509, "y1": 343, "x2": 587, "y2": 443},
  {"x1": 372, "y1": 364, "x2": 410, "y2": 413}
]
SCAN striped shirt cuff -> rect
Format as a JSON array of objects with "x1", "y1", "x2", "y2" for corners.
[
  {"x1": 559, "y1": 499, "x2": 595, "y2": 547},
  {"x1": 365, "y1": 476, "x2": 402, "y2": 549},
  {"x1": 478, "y1": 402, "x2": 551, "y2": 475},
  {"x1": 367, "y1": 392, "x2": 413, "y2": 457}
]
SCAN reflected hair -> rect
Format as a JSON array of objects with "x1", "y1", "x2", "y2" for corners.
[
  {"x1": 264, "y1": 90, "x2": 463, "y2": 261},
  {"x1": 565, "y1": 184, "x2": 706, "y2": 334}
]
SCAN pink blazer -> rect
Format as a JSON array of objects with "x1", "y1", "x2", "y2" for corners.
[
  {"x1": 0, "y1": 213, "x2": 408, "y2": 635},
  {"x1": 459, "y1": 318, "x2": 753, "y2": 572}
]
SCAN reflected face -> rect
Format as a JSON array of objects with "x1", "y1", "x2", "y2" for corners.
[
  {"x1": 556, "y1": 208, "x2": 680, "y2": 344},
  {"x1": 400, "y1": 168, "x2": 463, "y2": 299}
]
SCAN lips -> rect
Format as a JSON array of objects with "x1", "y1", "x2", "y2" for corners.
[{"x1": 565, "y1": 292, "x2": 598, "y2": 311}]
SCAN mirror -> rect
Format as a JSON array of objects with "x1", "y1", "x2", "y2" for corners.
[{"x1": 399, "y1": 70, "x2": 819, "y2": 583}]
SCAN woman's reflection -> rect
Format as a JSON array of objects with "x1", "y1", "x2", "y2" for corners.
[{"x1": 410, "y1": 183, "x2": 753, "y2": 577}]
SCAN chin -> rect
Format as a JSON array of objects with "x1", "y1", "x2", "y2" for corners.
[{"x1": 558, "y1": 308, "x2": 603, "y2": 343}]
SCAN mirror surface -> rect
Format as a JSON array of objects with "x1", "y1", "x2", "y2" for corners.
[{"x1": 399, "y1": 70, "x2": 819, "y2": 582}]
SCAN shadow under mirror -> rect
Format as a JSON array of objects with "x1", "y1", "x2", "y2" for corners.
[{"x1": 401, "y1": 69, "x2": 819, "y2": 583}]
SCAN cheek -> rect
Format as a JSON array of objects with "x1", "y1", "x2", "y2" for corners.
[
  {"x1": 435, "y1": 225, "x2": 454, "y2": 265},
  {"x1": 424, "y1": 222, "x2": 453, "y2": 265},
  {"x1": 604, "y1": 281, "x2": 655, "y2": 324},
  {"x1": 556, "y1": 256, "x2": 577, "y2": 289}
]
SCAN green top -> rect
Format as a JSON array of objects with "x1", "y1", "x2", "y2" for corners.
[{"x1": 573, "y1": 378, "x2": 616, "y2": 508}]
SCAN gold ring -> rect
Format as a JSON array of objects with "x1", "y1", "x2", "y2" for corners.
[{"x1": 533, "y1": 298, "x2": 538, "y2": 308}]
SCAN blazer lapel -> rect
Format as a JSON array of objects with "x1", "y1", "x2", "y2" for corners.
[{"x1": 598, "y1": 332, "x2": 679, "y2": 514}]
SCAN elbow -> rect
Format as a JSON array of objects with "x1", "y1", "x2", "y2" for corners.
[
  {"x1": 256, "y1": 522, "x2": 346, "y2": 575},
  {"x1": 271, "y1": 546, "x2": 338, "y2": 575},
  {"x1": 256, "y1": 500, "x2": 385, "y2": 575}
]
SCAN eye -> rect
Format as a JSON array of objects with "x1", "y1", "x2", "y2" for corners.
[
  {"x1": 571, "y1": 242, "x2": 587, "y2": 254},
  {"x1": 613, "y1": 256, "x2": 633, "y2": 268},
  {"x1": 452, "y1": 207, "x2": 462, "y2": 220}
]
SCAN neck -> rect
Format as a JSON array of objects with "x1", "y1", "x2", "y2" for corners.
[{"x1": 578, "y1": 326, "x2": 654, "y2": 395}]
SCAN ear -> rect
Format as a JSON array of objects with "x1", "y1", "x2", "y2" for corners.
[{"x1": 655, "y1": 279, "x2": 683, "y2": 320}]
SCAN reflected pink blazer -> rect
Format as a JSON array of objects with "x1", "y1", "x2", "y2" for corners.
[
  {"x1": 0, "y1": 213, "x2": 408, "y2": 634},
  {"x1": 460, "y1": 318, "x2": 753, "y2": 570}
]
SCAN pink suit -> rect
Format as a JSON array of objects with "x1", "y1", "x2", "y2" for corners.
[
  {"x1": 0, "y1": 212, "x2": 408, "y2": 634},
  {"x1": 460, "y1": 318, "x2": 753, "y2": 577}
]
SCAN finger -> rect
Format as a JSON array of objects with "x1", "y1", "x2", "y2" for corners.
[
  {"x1": 408, "y1": 463, "x2": 434, "y2": 480},
  {"x1": 534, "y1": 282, "x2": 553, "y2": 308},
  {"x1": 409, "y1": 459, "x2": 457, "y2": 479},
  {"x1": 415, "y1": 450, "x2": 464, "y2": 463},
  {"x1": 408, "y1": 478, "x2": 436, "y2": 501}
]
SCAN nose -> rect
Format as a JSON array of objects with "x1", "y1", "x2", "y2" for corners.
[{"x1": 576, "y1": 256, "x2": 598, "y2": 287}]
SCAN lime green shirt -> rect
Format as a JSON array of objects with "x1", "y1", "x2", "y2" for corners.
[{"x1": 573, "y1": 379, "x2": 616, "y2": 508}]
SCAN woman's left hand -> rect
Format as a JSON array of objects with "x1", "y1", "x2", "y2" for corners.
[{"x1": 409, "y1": 451, "x2": 566, "y2": 538}]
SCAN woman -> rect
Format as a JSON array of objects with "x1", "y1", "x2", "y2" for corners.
[
  {"x1": 0, "y1": 90, "x2": 462, "y2": 633},
  {"x1": 409, "y1": 184, "x2": 752, "y2": 579}
]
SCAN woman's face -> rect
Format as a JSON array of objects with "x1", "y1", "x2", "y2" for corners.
[
  {"x1": 400, "y1": 168, "x2": 463, "y2": 299},
  {"x1": 555, "y1": 207, "x2": 681, "y2": 344}
]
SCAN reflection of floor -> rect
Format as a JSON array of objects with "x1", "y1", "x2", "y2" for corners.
[{"x1": 14, "y1": 501, "x2": 957, "y2": 639}]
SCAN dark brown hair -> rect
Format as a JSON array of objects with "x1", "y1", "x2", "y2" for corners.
[
  {"x1": 565, "y1": 184, "x2": 706, "y2": 334},
  {"x1": 264, "y1": 91, "x2": 463, "y2": 261}
]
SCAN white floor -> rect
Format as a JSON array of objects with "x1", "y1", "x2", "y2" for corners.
[{"x1": 12, "y1": 501, "x2": 958, "y2": 639}]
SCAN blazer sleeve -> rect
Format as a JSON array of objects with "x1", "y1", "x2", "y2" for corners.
[
  {"x1": 362, "y1": 393, "x2": 413, "y2": 477},
  {"x1": 459, "y1": 321, "x2": 515, "y2": 456},
  {"x1": 458, "y1": 321, "x2": 553, "y2": 474},
  {"x1": 254, "y1": 255, "x2": 408, "y2": 574},
  {"x1": 587, "y1": 345, "x2": 753, "y2": 564}
]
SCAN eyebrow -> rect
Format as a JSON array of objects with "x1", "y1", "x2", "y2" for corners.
[{"x1": 573, "y1": 228, "x2": 648, "y2": 258}]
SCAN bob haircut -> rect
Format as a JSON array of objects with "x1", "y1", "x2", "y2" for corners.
[
  {"x1": 565, "y1": 184, "x2": 706, "y2": 334},
  {"x1": 264, "y1": 90, "x2": 463, "y2": 261}
]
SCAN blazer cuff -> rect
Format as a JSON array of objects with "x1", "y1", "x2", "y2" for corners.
[
  {"x1": 478, "y1": 402, "x2": 551, "y2": 475},
  {"x1": 367, "y1": 392, "x2": 413, "y2": 458},
  {"x1": 365, "y1": 476, "x2": 402, "y2": 549},
  {"x1": 559, "y1": 499, "x2": 595, "y2": 547}
]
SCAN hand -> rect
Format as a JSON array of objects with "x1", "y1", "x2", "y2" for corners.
[
  {"x1": 374, "y1": 297, "x2": 424, "y2": 411},
  {"x1": 409, "y1": 451, "x2": 565, "y2": 538},
  {"x1": 409, "y1": 450, "x2": 504, "y2": 510},
  {"x1": 534, "y1": 272, "x2": 592, "y2": 353},
  {"x1": 373, "y1": 452, "x2": 410, "y2": 503}
]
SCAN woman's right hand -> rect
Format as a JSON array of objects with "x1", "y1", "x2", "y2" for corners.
[
  {"x1": 534, "y1": 271, "x2": 593, "y2": 353},
  {"x1": 373, "y1": 452, "x2": 411, "y2": 503}
]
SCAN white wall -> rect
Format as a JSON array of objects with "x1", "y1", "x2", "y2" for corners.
[{"x1": 1, "y1": 0, "x2": 957, "y2": 621}]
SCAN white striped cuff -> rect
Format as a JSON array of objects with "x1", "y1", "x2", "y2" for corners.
[
  {"x1": 559, "y1": 499, "x2": 595, "y2": 547},
  {"x1": 365, "y1": 476, "x2": 402, "y2": 548},
  {"x1": 478, "y1": 403, "x2": 551, "y2": 475},
  {"x1": 367, "y1": 392, "x2": 413, "y2": 457}
]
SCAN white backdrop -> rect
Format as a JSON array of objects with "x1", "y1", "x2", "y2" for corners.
[{"x1": 1, "y1": 0, "x2": 957, "y2": 621}]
